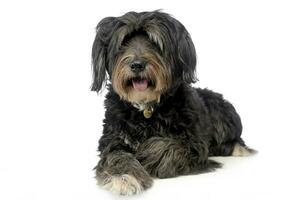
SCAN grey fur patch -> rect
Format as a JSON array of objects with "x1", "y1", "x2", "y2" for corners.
[
  {"x1": 136, "y1": 137, "x2": 191, "y2": 178},
  {"x1": 146, "y1": 29, "x2": 164, "y2": 51}
]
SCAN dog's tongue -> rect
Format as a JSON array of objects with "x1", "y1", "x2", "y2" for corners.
[{"x1": 132, "y1": 79, "x2": 148, "y2": 91}]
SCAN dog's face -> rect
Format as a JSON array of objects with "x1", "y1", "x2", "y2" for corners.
[
  {"x1": 91, "y1": 11, "x2": 197, "y2": 104},
  {"x1": 112, "y1": 34, "x2": 171, "y2": 103}
]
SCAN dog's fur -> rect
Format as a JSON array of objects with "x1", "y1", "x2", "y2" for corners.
[{"x1": 91, "y1": 11, "x2": 255, "y2": 195}]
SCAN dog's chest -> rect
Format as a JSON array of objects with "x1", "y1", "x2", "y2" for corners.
[{"x1": 124, "y1": 106, "x2": 190, "y2": 147}]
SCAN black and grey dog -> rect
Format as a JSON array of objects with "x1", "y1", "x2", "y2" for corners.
[{"x1": 91, "y1": 11, "x2": 254, "y2": 195}]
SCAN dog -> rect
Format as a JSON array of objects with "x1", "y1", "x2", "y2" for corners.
[{"x1": 91, "y1": 11, "x2": 255, "y2": 195}]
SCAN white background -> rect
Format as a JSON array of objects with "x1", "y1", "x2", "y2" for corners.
[{"x1": 0, "y1": 0, "x2": 284, "y2": 199}]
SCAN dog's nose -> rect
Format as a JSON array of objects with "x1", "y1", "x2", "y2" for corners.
[{"x1": 130, "y1": 60, "x2": 146, "y2": 73}]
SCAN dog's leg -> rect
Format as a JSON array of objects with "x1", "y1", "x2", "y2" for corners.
[
  {"x1": 136, "y1": 137, "x2": 220, "y2": 178},
  {"x1": 209, "y1": 140, "x2": 256, "y2": 157},
  {"x1": 95, "y1": 151, "x2": 153, "y2": 195},
  {"x1": 231, "y1": 142, "x2": 257, "y2": 156}
]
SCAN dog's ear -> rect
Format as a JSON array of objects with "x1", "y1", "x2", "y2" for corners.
[
  {"x1": 176, "y1": 27, "x2": 197, "y2": 84},
  {"x1": 155, "y1": 11, "x2": 197, "y2": 84},
  {"x1": 91, "y1": 17, "x2": 117, "y2": 92}
]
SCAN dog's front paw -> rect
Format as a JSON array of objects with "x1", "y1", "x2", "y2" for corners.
[
  {"x1": 100, "y1": 174, "x2": 143, "y2": 195},
  {"x1": 96, "y1": 152, "x2": 153, "y2": 195}
]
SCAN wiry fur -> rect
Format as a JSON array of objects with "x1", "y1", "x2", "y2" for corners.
[{"x1": 91, "y1": 11, "x2": 255, "y2": 195}]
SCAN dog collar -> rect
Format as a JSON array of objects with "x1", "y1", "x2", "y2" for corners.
[{"x1": 133, "y1": 102, "x2": 155, "y2": 119}]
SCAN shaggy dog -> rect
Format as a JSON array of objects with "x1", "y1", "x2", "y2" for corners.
[{"x1": 91, "y1": 11, "x2": 255, "y2": 195}]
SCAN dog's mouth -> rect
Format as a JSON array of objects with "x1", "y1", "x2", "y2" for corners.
[
  {"x1": 132, "y1": 77, "x2": 148, "y2": 91},
  {"x1": 127, "y1": 77, "x2": 155, "y2": 92}
]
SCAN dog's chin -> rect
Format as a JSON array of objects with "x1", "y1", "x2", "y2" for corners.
[{"x1": 127, "y1": 87, "x2": 160, "y2": 104}]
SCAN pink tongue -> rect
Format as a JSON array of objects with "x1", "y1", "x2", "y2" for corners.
[{"x1": 132, "y1": 79, "x2": 148, "y2": 91}]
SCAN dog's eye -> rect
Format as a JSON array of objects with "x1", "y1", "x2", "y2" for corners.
[{"x1": 119, "y1": 56, "x2": 132, "y2": 64}]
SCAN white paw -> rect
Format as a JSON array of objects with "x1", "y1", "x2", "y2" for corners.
[
  {"x1": 102, "y1": 174, "x2": 143, "y2": 195},
  {"x1": 231, "y1": 143, "x2": 252, "y2": 156}
]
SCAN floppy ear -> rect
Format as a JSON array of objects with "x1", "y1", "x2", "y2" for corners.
[
  {"x1": 177, "y1": 29, "x2": 197, "y2": 84},
  {"x1": 155, "y1": 11, "x2": 197, "y2": 84},
  {"x1": 91, "y1": 17, "x2": 116, "y2": 92}
]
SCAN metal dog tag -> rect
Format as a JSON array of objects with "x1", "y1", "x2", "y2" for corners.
[{"x1": 143, "y1": 106, "x2": 153, "y2": 118}]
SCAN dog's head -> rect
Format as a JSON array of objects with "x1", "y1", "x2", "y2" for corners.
[{"x1": 91, "y1": 11, "x2": 197, "y2": 104}]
